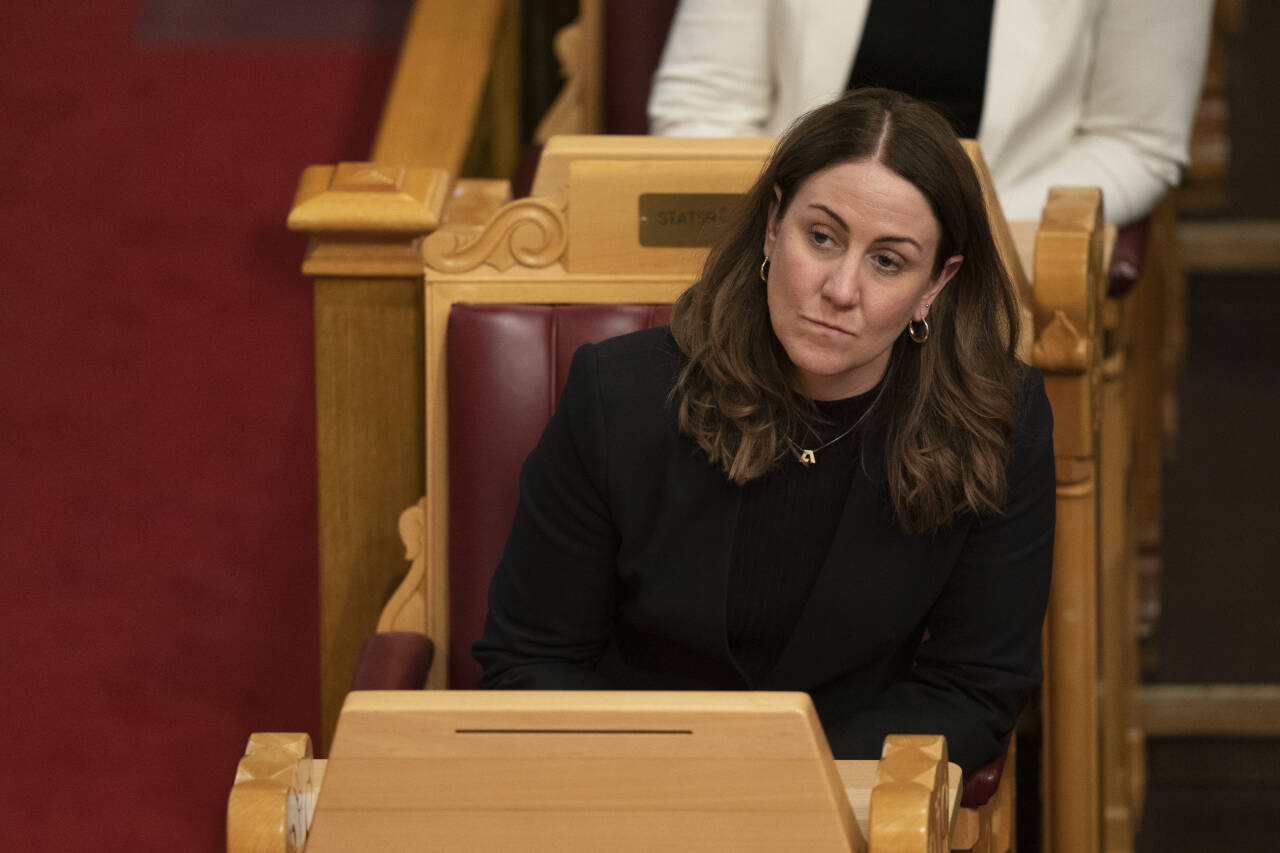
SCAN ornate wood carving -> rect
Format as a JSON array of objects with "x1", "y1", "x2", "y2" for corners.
[
  {"x1": 869, "y1": 735, "x2": 950, "y2": 853},
  {"x1": 378, "y1": 499, "x2": 429, "y2": 637},
  {"x1": 1032, "y1": 188, "x2": 1104, "y2": 368},
  {"x1": 226, "y1": 733, "x2": 316, "y2": 853},
  {"x1": 534, "y1": 21, "x2": 587, "y2": 142},
  {"x1": 1033, "y1": 309, "x2": 1090, "y2": 373},
  {"x1": 422, "y1": 197, "x2": 568, "y2": 273}
]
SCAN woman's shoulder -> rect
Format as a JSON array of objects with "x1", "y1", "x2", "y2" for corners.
[
  {"x1": 590, "y1": 324, "x2": 683, "y2": 361},
  {"x1": 559, "y1": 325, "x2": 686, "y2": 415},
  {"x1": 583, "y1": 325, "x2": 687, "y2": 388}
]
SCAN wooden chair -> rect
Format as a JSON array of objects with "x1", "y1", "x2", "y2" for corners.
[
  {"x1": 287, "y1": 137, "x2": 1101, "y2": 853},
  {"x1": 284, "y1": 7, "x2": 1144, "y2": 850}
]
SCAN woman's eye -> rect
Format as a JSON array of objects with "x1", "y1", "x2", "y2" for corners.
[
  {"x1": 872, "y1": 253, "x2": 902, "y2": 272},
  {"x1": 810, "y1": 229, "x2": 833, "y2": 247}
]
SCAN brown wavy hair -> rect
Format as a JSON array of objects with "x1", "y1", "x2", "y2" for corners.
[{"x1": 669, "y1": 88, "x2": 1024, "y2": 533}]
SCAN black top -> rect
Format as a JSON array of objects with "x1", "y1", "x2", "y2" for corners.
[
  {"x1": 476, "y1": 327, "x2": 1054, "y2": 773},
  {"x1": 847, "y1": 0, "x2": 996, "y2": 138},
  {"x1": 728, "y1": 390, "x2": 879, "y2": 683}
]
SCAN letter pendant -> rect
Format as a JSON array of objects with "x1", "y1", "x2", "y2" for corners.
[{"x1": 799, "y1": 449, "x2": 816, "y2": 466}]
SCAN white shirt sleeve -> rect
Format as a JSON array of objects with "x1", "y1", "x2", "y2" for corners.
[
  {"x1": 996, "y1": 0, "x2": 1213, "y2": 224},
  {"x1": 648, "y1": 0, "x2": 775, "y2": 137}
]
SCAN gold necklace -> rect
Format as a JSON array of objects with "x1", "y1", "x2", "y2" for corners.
[{"x1": 786, "y1": 422, "x2": 859, "y2": 466}]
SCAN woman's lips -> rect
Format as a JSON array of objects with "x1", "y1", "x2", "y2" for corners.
[{"x1": 804, "y1": 316, "x2": 853, "y2": 336}]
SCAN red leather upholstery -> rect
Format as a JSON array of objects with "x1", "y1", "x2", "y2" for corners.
[
  {"x1": 445, "y1": 303, "x2": 672, "y2": 689},
  {"x1": 350, "y1": 631, "x2": 434, "y2": 691},
  {"x1": 1108, "y1": 215, "x2": 1152, "y2": 298},
  {"x1": 960, "y1": 739, "x2": 1007, "y2": 807}
]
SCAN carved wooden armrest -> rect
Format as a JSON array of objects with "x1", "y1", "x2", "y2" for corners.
[
  {"x1": 837, "y1": 734, "x2": 956, "y2": 852},
  {"x1": 227, "y1": 733, "x2": 324, "y2": 853}
]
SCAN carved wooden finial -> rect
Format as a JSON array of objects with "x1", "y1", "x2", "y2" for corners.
[
  {"x1": 1033, "y1": 309, "x2": 1090, "y2": 373},
  {"x1": 227, "y1": 733, "x2": 315, "y2": 853},
  {"x1": 288, "y1": 162, "x2": 450, "y2": 234},
  {"x1": 286, "y1": 162, "x2": 452, "y2": 276},
  {"x1": 870, "y1": 735, "x2": 950, "y2": 853}
]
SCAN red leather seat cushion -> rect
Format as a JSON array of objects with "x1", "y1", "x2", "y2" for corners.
[{"x1": 446, "y1": 303, "x2": 671, "y2": 689}]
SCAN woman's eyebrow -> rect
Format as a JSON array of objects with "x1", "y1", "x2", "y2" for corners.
[
  {"x1": 808, "y1": 203, "x2": 848, "y2": 231},
  {"x1": 876, "y1": 235, "x2": 924, "y2": 250},
  {"x1": 807, "y1": 203, "x2": 923, "y2": 250}
]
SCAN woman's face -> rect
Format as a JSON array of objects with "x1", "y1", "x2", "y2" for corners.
[{"x1": 763, "y1": 158, "x2": 962, "y2": 400}]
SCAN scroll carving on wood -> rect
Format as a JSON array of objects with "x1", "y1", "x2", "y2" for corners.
[
  {"x1": 869, "y1": 735, "x2": 950, "y2": 853},
  {"x1": 377, "y1": 498, "x2": 428, "y2": 635},
  {"x1": 423, "y1": 197, "x2": 568, "y2": 273},
  {"x1": 226, "y1": 732, "x2": 315, "y2": 853}
]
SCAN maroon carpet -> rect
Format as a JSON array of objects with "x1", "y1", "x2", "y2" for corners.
[{"x1": 0, "y1": 3, "x2": 396, "y2": 849}]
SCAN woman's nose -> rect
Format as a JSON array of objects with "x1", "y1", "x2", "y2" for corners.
[{"x1": 821, "y1": 261, "x2": 859, "y2": 308}]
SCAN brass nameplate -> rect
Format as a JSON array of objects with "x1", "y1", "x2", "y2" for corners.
[{"x1": 638, "y1": 193, "x2": 742, "y2": 247}]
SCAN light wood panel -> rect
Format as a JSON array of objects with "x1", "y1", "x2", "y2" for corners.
[
  {"x1": 370, "y1": 0, "x2": 506, "y2": 173},
  {"x1": 307, "y1": 691, "x2": 866, "y2": 853},
  {"x1": 315, "y1": 279, "x2": 426, "y2": 744},
  {"x1": 1033, "y1": 187, "x2": 1107, "y2": 853},
  {"x1": 1100, "y1": 313, "x2": 1140, "y2": 853},
  {"x1": 566, "y1": 159, "x2": 762, "y2": 274},
  {"x1": 1178, "y1": 218, "x2": 1280, "y2": 273},
  {"x1": 230, "y1": 703, "x2": 959, "y2": 852},
  {"x1": 531, "y1": 135, "x2": 776, "y2": 200},
  {"x1": 458, "y1": 0, "x2": 523, "y2": 181},
  {"x1": 1139, "y1": 685, "x2": 1280, "y2": 736}
]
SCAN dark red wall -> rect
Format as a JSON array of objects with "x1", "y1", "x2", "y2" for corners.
[{"x1": 0, "y1": 4, "x2": 398, "y2": 849}]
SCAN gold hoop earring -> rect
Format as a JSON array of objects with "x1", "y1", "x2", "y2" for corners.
[
  {"x1": 907, "y1": 317, "x2": 930, "y2": 343},
  {"x1": 760, "y1": 257, "x2": 770, "y2": 282}
]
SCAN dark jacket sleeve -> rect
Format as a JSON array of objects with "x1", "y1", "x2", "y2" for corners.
[
  {"x1": 822, "y1": 370, "x2": 1056, "y2": 773},
  {"x1": 473, "y1": 344, "x2": 619, "y2": 688}
]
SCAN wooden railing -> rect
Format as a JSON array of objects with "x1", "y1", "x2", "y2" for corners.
[{"x1": 286, "y1": 0, "x2": 518, "y2": 746}]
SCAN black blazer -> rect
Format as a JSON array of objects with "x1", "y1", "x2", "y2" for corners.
[{"x1": 475, "y1": 327, "x2": 1054, "y2": 773}]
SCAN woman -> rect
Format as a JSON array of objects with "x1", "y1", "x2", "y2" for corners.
[
  {"x1": 475, "y1": 89, "x2": 1054, "y2": 775},
  {"x1": 648, "y1": 0, "x2": 1212, "y2": 224}
]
